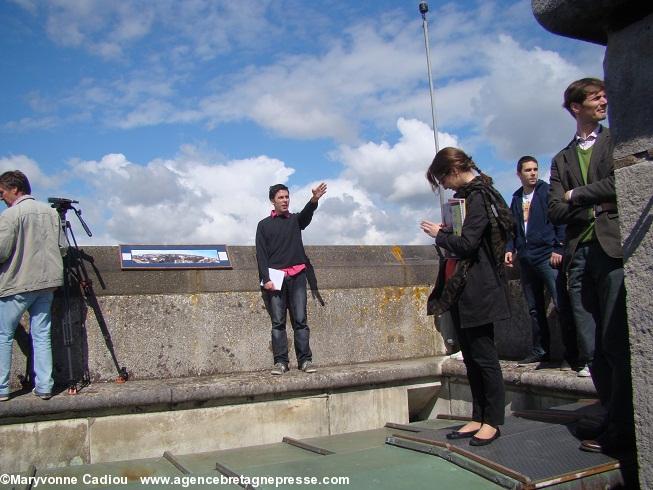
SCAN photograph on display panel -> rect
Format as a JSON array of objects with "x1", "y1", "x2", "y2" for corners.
[{"x1": 119, "y1": 244, "x2": 232, "y2": 270}]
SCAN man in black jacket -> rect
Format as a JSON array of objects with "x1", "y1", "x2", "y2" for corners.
[
  {"x1": 549, "y1": 78, "x2": 632, "y2": 454},
  {"x1": 256, "y1": 182, "x2": 327, "y2": 375},
  {"x1": 506, "y1": 156, "x2": 576, "y2": 369}
]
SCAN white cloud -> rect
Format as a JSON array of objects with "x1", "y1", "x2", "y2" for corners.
[
  {"x1": 0, "y1": 155, "x2": 55, "y2": 191},
  {"x1": 3, "y1": 1, "x2": 606, "y2": 247},
  {"x1": 337, "y1": 118, "x2": 457, "y2": 207},
  {"x1": 36, "y1": 0, "x2": 271, "y2": 62},
  {"x1": 2, "y1": 107, "x2": 508, "y2": 247},
  {"x1": 2, "y1": 116, "x2": 61, "y2": 132},
  {"x1": 198, "y1": 21, "x2": 426, "y2": 143},
  {"x1": 471, "y1": 34, "x2": 586, "y2": 159},
  {"x1": 31, "y1": 116, "x2": 447, "y2": 246},
  {"x1": 67, "y1": 148, "x2": 299, "y2": 244},
  {"x1": 42, "y1": 0, "x2": 156, "y2": 60},
  {"x1": 6, "y1": 0, "x2": 603, "y2": 161}
]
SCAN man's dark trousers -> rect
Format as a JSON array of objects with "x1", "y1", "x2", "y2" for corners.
[
  {"x1": 520, "y1": 258, "x2": 577, "y2": 361},
  {"x1": 266, "y1": 270, "x2": 312, "y2": 366},
  {"x1": 567, "y1": 241, "x2": 632, "y2": 436}
]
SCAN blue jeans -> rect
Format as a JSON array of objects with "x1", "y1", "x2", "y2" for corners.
[
  {"x1": 519, "y1": 259, "x2": 556, "y2": 356},
  {"x1": 519, "y1": 258, "x2": 576, "y2": 361},
  {"x1": 264, "y1": 271, "x2": 312, "y2": 366},
  {"x1": 0, "y1": 290, "x2": 55, "y2": 396}
]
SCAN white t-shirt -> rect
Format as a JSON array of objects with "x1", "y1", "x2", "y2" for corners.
[{"x1": 522, "y1": 190, "x2": 534, "y2": 234}]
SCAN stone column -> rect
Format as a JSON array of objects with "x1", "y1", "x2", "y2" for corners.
[{"x1": 532, "y1": 1, "x2": 653, "y2": 486}]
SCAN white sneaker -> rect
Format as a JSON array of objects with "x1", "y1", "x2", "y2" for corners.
[
  {"x1": 577, "y1": 365, "x2": 591, "y2": 377},
  {"x1": 449, "y1": 351, "x2": 464, "y2": 361}
]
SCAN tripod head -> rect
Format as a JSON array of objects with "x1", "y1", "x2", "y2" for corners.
[
  {"x1": 48, "y1": 197, "x2": 78, "y2": 211},
  {"x1": 48, "y1": 197, "x2": 92, "y2": 238}
]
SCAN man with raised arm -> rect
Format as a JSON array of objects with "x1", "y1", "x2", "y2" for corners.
[{"x1": 256, "y1": 182, "x2": 327, "y2": 375}]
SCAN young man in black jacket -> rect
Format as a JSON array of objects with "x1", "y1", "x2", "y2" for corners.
[
  {"x1": 505, "y1": 157, "x2": 577, "y2": 370},
  {"x1": 256, "y1": 182, "x2": 327, "y2": 375}
]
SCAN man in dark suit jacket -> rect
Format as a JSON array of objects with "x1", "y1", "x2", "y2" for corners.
[{"x1": 549, "y1": 78, "x2": 632, "y2": 454}]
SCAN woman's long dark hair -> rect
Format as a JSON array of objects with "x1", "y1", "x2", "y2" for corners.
[{"x1": 425, "y1": 147, "x2": 493, "y2": 190}]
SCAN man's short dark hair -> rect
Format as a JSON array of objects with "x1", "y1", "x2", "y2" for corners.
[
  {"x1": 0, "y1": 170, "x2": 31, "y2": 194},
  {"x1": 269, "y1": 184, "x2": 289, "y2": 201},
  {"x1": 563, "y1": 78, "x2": 605, "y2": 117},
  {"x1": 517, "y1": 156, "x2": 538, "y2": 173}
]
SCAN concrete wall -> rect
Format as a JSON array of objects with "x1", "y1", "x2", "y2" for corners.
[{"x1": 8, "y1": 245, "x2": 557, "y2": 388}]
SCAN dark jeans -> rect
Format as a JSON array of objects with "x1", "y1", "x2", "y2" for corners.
[
  {"x1": 567, "y1": 242, "x2": 633, "y2": 436},
  {"x1": 451, "y1": 306, "x2": 505, "y2": 427},
  {"x1": 519, "y1": 258, "x2": 577, "y2": 361},
  {"x1": 264, "y1": 271, "x2": 312, "y2": 366}
]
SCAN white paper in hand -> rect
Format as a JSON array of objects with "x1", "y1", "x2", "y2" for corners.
[{"x1": 260, "y1": 268, "x2": 285, "y2": 290}]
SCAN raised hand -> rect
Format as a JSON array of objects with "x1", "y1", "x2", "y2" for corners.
[{"x1": 311, "y1": 182, "x2": 327, "y2": 202}]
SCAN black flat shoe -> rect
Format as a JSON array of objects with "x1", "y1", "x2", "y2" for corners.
[
  {"x1": 446, "y1": 429, "x2": 479, "y2": 440},
  {"x1": 469, "y1": 428, "x2": 501, "y2": 446}
]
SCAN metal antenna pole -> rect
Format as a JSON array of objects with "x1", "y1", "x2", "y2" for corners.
[{"x1": 419, "y1": 1, "x2": 445, "y2": 215}]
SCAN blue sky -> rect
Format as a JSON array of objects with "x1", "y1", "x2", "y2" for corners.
[{"x1": 0, "y1": 0, "x2": 604, "y2": 245}]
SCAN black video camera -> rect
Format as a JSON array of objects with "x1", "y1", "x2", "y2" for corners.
[{"x1": 48, "y1": 197, "x2": 79, "y2": 211}]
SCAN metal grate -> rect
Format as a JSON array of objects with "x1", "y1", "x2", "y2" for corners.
[{"x1": 386, "y1": 415, "x2": 625, "y2": 488}]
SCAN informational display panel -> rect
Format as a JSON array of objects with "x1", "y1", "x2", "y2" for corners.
[{"x1": 119, "y1": 244, "x2": 232, "y2": 270}]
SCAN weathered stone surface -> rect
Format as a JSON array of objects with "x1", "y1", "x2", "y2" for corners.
[
  {"x1": 328, "y1": 386, "x2": 409, "y2": 434},
  {"x1": 89, "y1": 397, "x2": 331, "y2": 463},
  {"x1": 0, "y1": 358, "x2": 446, "y2": 421},
  {"x1": 64, "y1": 286, "x2": 439, "y2": 383},
  {"x1": 441, "y1": 358, "x2": 596, "y2": 396},
  {"x1": 617, "y1": 160, "x2": 653, "y2": 484},
  {"x1": 608, "y1": 18, "x2": 653, "y2": 487},
  {"x1": 605, "y1": 13, "x2": 653, "y2": 159},
  {"x1": 532, "y1": 0, "x2": 653, "y2": 45},
  {"x1": 0, "y1": 419, "x2": 89, "y2": 472},
  {"x1": 9, "y1": 246, "x2": 448, "y2": 387}
]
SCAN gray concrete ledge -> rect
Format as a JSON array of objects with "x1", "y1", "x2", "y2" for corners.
[
  {"x1": 1, "y1": 357, "x2": 597, "y2": 426},
  {"x1": 441, "y1": 358, "x2": 597, "y2": 397},
  {"x1": 0, "y1": 357, "x2": 446, "y2": 424}
]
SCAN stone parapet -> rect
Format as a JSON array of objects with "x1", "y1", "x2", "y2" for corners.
[{"x1": 8, "y1": 245, "x2": 550, "y2": 388}]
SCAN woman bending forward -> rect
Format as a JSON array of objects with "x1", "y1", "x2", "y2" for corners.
[{"x1": 421, "y1": 147, "x2": 512, "y2": 446}]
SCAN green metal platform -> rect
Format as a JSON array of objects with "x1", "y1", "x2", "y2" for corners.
[{"x1": 4, "y1": 414, "x2": 632, "y2": 489}]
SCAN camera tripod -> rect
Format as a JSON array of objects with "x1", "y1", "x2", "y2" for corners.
[{"x1": 49, "y1": 198, "x2": 128, "y2": 394}]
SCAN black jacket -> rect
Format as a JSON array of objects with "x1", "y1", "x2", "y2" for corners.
[
  {"x1": 507, "y1": 180, "x2": 565, "y2": 265},
  {"x1": 436, "y1": 185, "x2": 511, "y2": 329},
  {"x1": 548, "y1": 125, "x2": 622, "y2": 262},
  {"x1": 255, "y1": 200, "x2": 317, "y2": 284}
]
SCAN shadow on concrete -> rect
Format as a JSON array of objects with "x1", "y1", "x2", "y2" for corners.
[
  {"x1": 622, "y1": 193, "x2": 653, "y2": 262},
  {"x1": 52, "y1": 247, "x2": 127, "y2": 393}
]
